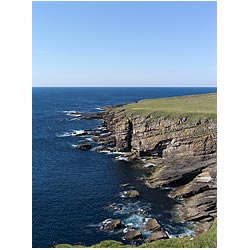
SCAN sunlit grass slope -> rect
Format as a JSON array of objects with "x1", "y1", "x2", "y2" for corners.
[{"x1": 120, "y1": 93, "x2": 217, "y2": 119}]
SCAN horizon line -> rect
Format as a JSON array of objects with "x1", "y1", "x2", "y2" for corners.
[{"x1": 32, "y1": 86, "x2": 217, "y2": 88}]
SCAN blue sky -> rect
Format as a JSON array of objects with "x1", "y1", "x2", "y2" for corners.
[{"x1": 32, "y1": 1, "x2": 217, "y2": 87}]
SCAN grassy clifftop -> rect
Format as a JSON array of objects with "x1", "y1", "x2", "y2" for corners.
[{"x1": 119, "y1": 93, "x2": 217, "y2": 119}]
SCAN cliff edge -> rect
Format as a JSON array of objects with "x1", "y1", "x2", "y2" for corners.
[{"x1": 96, "y1": 93, "x2": 217, "y2": 234}]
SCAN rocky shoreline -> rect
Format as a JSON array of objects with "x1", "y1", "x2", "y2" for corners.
[{"x1": 70, "y1": 96, "x2": 217, "y2": 242}]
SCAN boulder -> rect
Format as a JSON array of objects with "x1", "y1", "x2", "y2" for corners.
[
  {"x1": 145, "y1": 231, "x2": 169, "y2": 242},
  {"x1": 101, "y1": 219, "x2": 122, "y2": 231},
  {"x1": 122, "y1": 190, "x2": 140, "y2": 198},
  {"x1": 143, "y1": 218, "x2": 162, "y2": 232},
  {"x1": 124, "y1": 229, "x2": 142, "y2": 240},
  {"x1": 75, "y1": 144, "x2": 92, "y2": 150}
]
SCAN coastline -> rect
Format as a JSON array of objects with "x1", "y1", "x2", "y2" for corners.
[
  {"x1": 58, "y1": 92, "x2": 217, "y2": 247},
  {"x1": 100, "y1": 93, "x2": 217, "y2": 232}
]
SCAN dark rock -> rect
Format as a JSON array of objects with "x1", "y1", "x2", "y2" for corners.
[
  {"x1": 146, "y1": 158, "x2": 216, "y2": 188},
  {"x1": 79, "y1": 112, "x2": 104, "y2": 120},
  {"x1": 92, "y1": 145, "x2": 110, "y2": 152},
  {"x1": 169, "y1": 170, "x2": 213, "y2": 199},
  {"x1": 100, "y1": 219, "x2": 122, "y2": 231},
  {"x1": 145, "y1": 231, "x2": 169, "y2": 242},
  {"x1": 121, "y1": 189, "x2": 140, "y2": 198},
  {"x1": 174, "y1": 189, "x2": 217, "y2": 223},
  {"x1": 137, "y1": 208, "x2": 148, "y2": 215},
  {"x1": 73, "y1": 132, "x2": 88, "y2": 137},
  {"x1": 143, "y1": 218, "x2": 162, "y2": 232},
  {"x1": 95, "y1": 134, "x2": 116, "y2": 146},
  {"x1": 124, "y1": 229, "x2": 142, "y2": 240},
  {"x1": 128, "y1": 151, "x2": 139, "y2": 160},
  {"x1": 74, "y1": 144, "x2": 92, "y2": 150}
]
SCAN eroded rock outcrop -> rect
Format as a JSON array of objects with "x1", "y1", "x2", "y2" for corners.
[
  {"x1": 123, "y1": 229, "x2": 142, "y2": 240},
  {"x1": 100, "y1": 219, "x2": 122, "y2": 231},
  {"x1": 143, "y1": 218, "x2": 162, "y2": 232},
  {"x1": 145, "y1": 230, "x2": 169, "y2": 242},
  {"x1": 95, "y1": 103, "x2": 217, "y2": 234}
]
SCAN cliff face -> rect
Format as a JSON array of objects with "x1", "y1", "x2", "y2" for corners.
[{"x1": 99, "y1": 107, "x2": 217, "y2": 233}]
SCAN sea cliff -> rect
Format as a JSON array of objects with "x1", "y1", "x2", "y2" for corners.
[{"x1": 95, "y1": 93, "x2": 217, "y2": 234}]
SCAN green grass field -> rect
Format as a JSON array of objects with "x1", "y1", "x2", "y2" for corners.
[{"x1": 120, "y1": 93, "x2": 217, "y2": 119}]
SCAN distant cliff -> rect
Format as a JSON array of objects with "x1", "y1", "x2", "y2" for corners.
[{"x1": 97, "y1": 93, "x2": 217, "y2": 234}]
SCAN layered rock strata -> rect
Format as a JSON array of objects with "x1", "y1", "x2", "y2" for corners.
[{"x1": 95, "y1": 105, "x2": 217, "y2": 234}]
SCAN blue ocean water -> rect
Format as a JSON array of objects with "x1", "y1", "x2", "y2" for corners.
[{"x1": 32, "y1": 87, "x2": 216, "y2": 247}]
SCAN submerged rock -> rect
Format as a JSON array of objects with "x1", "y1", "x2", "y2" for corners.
[
  {"x1": 137, "y1": 208, "x2": 148, "y2": 215},
  {"x1": 74, "y1": 144, "x2": 92, "y2": 150},
  {"x1": 100, "y1": 219, "x2": 122, "y2": 231},
  {"x1": 143, "y1": 218, "x2": 162, "y2": 232}
]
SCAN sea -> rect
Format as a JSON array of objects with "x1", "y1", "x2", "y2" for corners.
[{"x1": 32, "y1": 87, "x2": 216, "y2": 247}]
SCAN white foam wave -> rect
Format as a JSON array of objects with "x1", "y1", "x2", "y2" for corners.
[
  {"x1": 115, "y1": 156, "x2": 129, "y2": 161},
  {"x1": 56, "y1": 132, "x2": 72, "y2": 137},
  {"x1": 107, "y1": 151, "x2": 128, "y2": 155},
  {"x1": 166, "y1": 222, "x2": 195, "y2": 238},
  {"x1": 56, "y1": 129, "x2": 87, "y2": 137},
  {"x1": 85, "y1": 137, "x2": 93, "y2": 141},
  {"x1": 99, "y1": 132, "x2": 111, "y2": 136},
  {"x1": 68, "y1": 117, "x2": 80, "y2": 121},
  {"x1": 113, "y1": 201, "x2": 151, "y2": 216},
  {"x1": 95, "y1": 107, "x2": 104, "y2": 111},
  {"x1": 123, "y1": 214, "x2": 145, "y2": 229},
  {"x1": 161, "y1": 186, "x2": 174, "y2": 190},
  {"x1": 143, "y1": 162, "x2": 157, "y2": 168},
  {"x1": 61, "y1": 110, "x2": 84, "y2": 117},
  {"x1": 62, "y1": 110, "x2": 76, "y2": 113}
]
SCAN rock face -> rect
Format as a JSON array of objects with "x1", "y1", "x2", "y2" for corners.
[
  {"x1": 101, "y1": 219, "x2": 122, "y2": 231},
  {"x1": 143, "y1": 218, "x2": 162, "y2": 232},
  {"x1": 145, "y1": 231, "x2": 169, "y2": 242},
  {"x1": 96, "y1": 105, "x2": 217, "y2": 234},
  {"x1": 124, "y1": 229, "x2": 142, "y2": 240}
]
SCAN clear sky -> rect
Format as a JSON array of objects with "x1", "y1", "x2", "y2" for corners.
[{"x1": 32, "y1": 1, "x2": 217, "y2": 87}]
